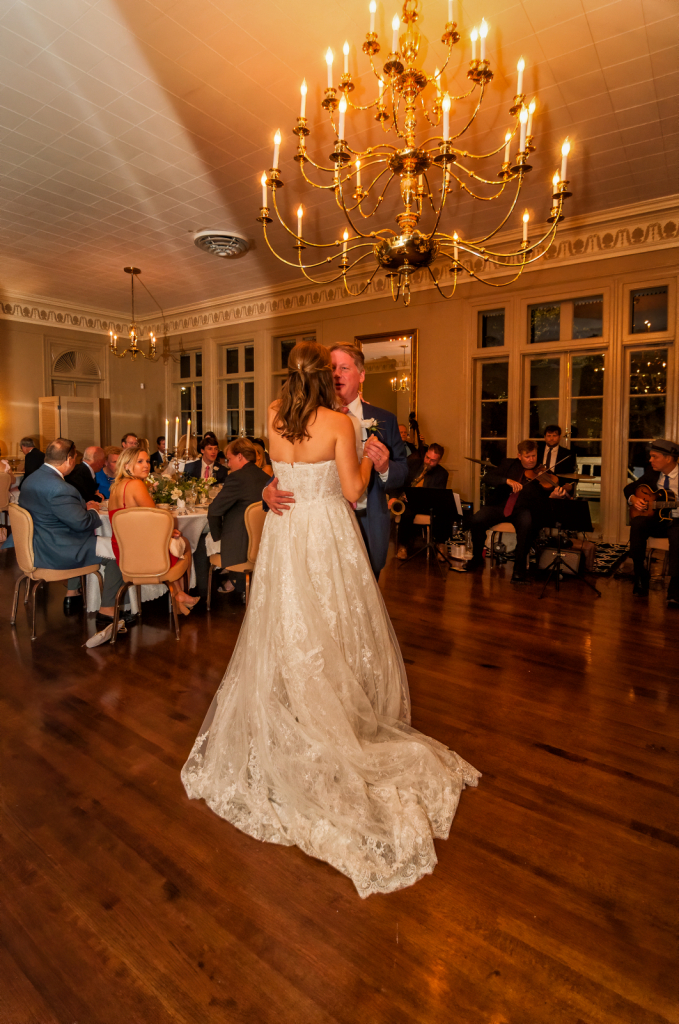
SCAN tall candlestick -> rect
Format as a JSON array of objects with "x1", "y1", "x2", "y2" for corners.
[
  {"x1": 527, "y1": 98, "x2": 535, "y2": 136},
  {"x1": 519, "y1": 106, "x2": 528, "y2": 151},
  {"x1": 300, "y1": 79, "x2": 307, "y2": 118},
  {"x1": 165, "y1": 418, "x2": 168, "y2": 449},
  {"x1": 260, "y1": 172, "x2": 267, "y2": 206},
  {"x1": 297, "y1": 204, "x2": 303, "y2": 237},
  {"x1": 326, "y1": 48, "x2": 333, "y2": 89},
  {"x1": 453, "y1": 231, "x2": 459, "y2": 262},
  {"x1": 471, "y1": 27, "x2": 478, "y2": 61},
  {"x1": 516, "y1": 57, "x2": 525, "y2": 95},
  {"x1": 504, "y1": 130, "x2": 512, "y2": 163},
  {"x1": 174, "y1": 416, "x2": 179, "y2": 450},
  {"x1": 552, "y1": 172, "x2": 559, "y2": 208},
  {"x1": 479, "y1": 19, "x2": 488, "y2": 60},
  {"x1": 560, "y1": 138, "x2": 570, "y2": 180},
  {"x1": 355, "y1": 159, "x2": 361, "y2": 187},
  {"x1": 186, "y1": 419, "x2": 191, "y2": 452},
  {"x1": 378, "y1": 76, "x2": 384, "y2": 100},
  {"x1": 338, "y1": 93, "x2": 347, "y2": 138},
  {"x1": 342, "y1": 229, "x2": 349, "y2": 254},
  {"x1": 522, "y1": 210, "x2": 529, "y2": 242},
  {"x1": 273, "y1": 129, "x2": 281, "y2": 168},
  {"x1": 442, "y1": 93, "x2": 451, "y2": 140},
  {"x1": 448, "y1": 0, "x2": 453, "y2": 22},
  {"x1": 369, "y1": 0, "x2": 376, "y2": 33},
  {"x1": 392, "y1": 14, "x2": 400, "y2": 51},
  {"x1": 434, "y1": 66, "x2": 441, "y2": 97},
  {"x1": 343, "y1": 40, "x2": 349, "y2": 74}
]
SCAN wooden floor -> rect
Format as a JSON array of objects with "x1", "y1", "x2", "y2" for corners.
[{"x1": 1, "y1": 544, "x2": 678, "y2": 1024}]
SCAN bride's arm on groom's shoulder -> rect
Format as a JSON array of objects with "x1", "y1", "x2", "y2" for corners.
[{"x1": 335, "y1": 415, "x2": 373, "y2": 503}]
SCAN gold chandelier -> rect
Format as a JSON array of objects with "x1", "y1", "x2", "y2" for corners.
[
  {"x1": 258, "y1": 0, "x2": 573, "y2": 305},
  {"x1": 109, "y1": 267, "x2": 159, "y2": 360},
  {"x1": 391, "y1": 343, "x2": 410, "y2": 391}
]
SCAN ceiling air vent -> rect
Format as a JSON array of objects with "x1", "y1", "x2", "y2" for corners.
[{"x1": 193, "y1": 229, "x2": 249, "y2": 259}]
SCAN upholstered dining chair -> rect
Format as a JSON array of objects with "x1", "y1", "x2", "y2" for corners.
[
  {"x1": 207, "y1": 501, "x2": 267, "y2": 611},
  {"x1": 8, "y1": 504, "x2": 102, "y2": 640},
  {"x1": 0, "y1": 471, "x2": 11, "y2": 528},
  {"x1": 110, "y1": 506, "x2": 191, "y2": 643}
]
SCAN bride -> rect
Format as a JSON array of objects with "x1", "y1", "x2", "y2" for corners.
[{"x1": 181, "y1": 341, "x2": 479, "y2": 897}]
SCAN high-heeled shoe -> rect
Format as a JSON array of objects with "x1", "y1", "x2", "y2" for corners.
[{"x1": 176, "y1": 595, "x2": 200, "y2": 615}]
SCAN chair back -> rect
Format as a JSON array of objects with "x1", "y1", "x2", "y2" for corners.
[
  {"x1": 112, "y1": 507, "x2": 173, "y2": 580},
  {"x1": 8, "y1": 504, "x2": 35, "y2": 574},
  {"x1": 244, "y1": 502, "x2": 267, "y2": 563},
  {"x1": 0, "y1": 472, "x2": 11, "y2": 511}
]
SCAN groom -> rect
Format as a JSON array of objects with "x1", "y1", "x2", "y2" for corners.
[{"x1": 263, "y1": 343, "x2": 408, "y2": 577}]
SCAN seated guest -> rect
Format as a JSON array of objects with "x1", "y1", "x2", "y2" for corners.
[
  {"x1": 624, "y1": 437, "x2": 679, "y2": 605},
  {"x1": 68, "y1": 446, "x2": 106, "y2": 503},
  {"x1": 250, "y1": 437, "x2": 274, "y2": 477},
  {"x1": 137, "y1": 436, "x2": 150, "y2": 453},
  {"x1": 538, "y1": 424, "x2": 576, "y2": 475},
  {"x1": 150, "y1": 436, "x2": 167, "y2": 472},
  {"x1": 121, "y1": 432, "x2": 139, "y2": 449},
  {"x1": 19, "y1": 437, "x2": 44, "y2": 488},
  {"x1": 398, "y1": 423, "x2": 417, "y2": 458},
  {"x1": 466, "y1": 439, "x2": 569, "y2": 584},
  {"x1": 185, "y1": 439, "x2": 228, "y2": 484},
  {"x1": 19, "y1": 437, "x2": 133, "y2": 625},
  {"x1": 199, "y1": 431, "x2": 224, "y2": 461},
  {"x1": 396, "y1": 443, "x2": 450, "y2": 559},
  {"x1": 109, "y1": 447, "x2": 199, "y2": 615},
  {"x1": 207, "y1": 438, "x2": 270, "y2": 596},
  {"x1": 95, "y1": 446, "x2": 122, "y2": 499}
]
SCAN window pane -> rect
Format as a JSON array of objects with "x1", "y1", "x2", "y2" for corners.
[
  {"x1": 180, "y1": 386, "x2": 191, "y2": 411},
  {"x1": 226, "y1": 410, "x2": 240, "y2": 437},
  {"x1": 571, "y1": 397, "x2": 603, "y2": 439},
  {"x1": 195, "y1": 352, "x2": 202, "y2": 377},
  {"x1": 195, "y1": 385, "x2": 202, "y2": 409},
  {"x1": 530, "y1": 304, "x2": 560, "y2": 343},
  {"x1": 572, "y1": 353, "x2": 604, "y2": 397},
  {"x1": 630, "y1": 286, "x2": 668, "y2": 334},
  {"x1": 628, "y1": 441, "x2": 651, "y2": 480},
  {"x1": 629, "y1": 349, "x2": 667, "y2": 395},
  {"x1": 196, "y1": 411, "x2": 203, "y2": 436},
  {"x1": 572, "y1": 296, "x2": 603, "y2": 339},
  {"x1": 481, "y1": 362, "x2": 508, "y2": 400},
  {"x1": 628, "y1": 396, "x2": 666, "y2": 439},
  {"x1": 480, "y1": 309, "x2": 504, "y2": 348},
  {"x1": 180, "y1": 353, "x2": 191, "y2": 379},
  {"x1": 529, "y1": 399, "x2": 559, "y2": 437},
  {"x1": 245, "y1": 410, "x2": 255, "y2": 436},
  {"x1": 481, "y1": 401, "x2": 508, "y2": 438},
  {"x1": 226, "y1": 382, "x2": 239, "y2": 409},
  {"x1": 573, "y1": 443, "x2": 602, "y2": 501},
  {"x1": 244, "y1": 381, "x2": 254, "y2": 408},
  {"x1": 280, "y1": 338, "x2": 296, "y2": 369},
  {"x1": 244, "y1": 345, "x2": 255, "y2": 372},
  {"x1": 226, "y1": 348, "x2": 239, "y2": 374},
  {"x1": 481, "y1": 439, "x2": 506, "y2": 465},
  {"x1": 530, "y1": 358, "x2": 560, "y2": 398}
]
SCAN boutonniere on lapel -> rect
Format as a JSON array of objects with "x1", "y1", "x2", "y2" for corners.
[{"x1": 362, "y1": 417, "x2": 382, "y2": 437}]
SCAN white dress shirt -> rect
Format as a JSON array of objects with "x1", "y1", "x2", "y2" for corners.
[{"x1": 346, "y1": 396, "x2": 389, "y2": 510}]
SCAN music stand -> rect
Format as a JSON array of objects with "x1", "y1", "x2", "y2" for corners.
[
  {"x1": 539, "y1": 499, "x2": 601, "y2": 599},
  {"x1": 397, "y1": 489, "x2": 457, "y2": 578}
]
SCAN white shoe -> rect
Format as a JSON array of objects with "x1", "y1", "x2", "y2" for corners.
[{"x1": 83, "y1": 620, "x2": 127, "y2": 648}]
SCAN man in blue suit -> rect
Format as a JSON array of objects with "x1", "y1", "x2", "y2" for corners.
[
  {"x1": 20, "y1": 437, "x2": 132, "y2": 626},
  {"x1": 263, "y1": 343, "x2": 408, "y2": 577}
]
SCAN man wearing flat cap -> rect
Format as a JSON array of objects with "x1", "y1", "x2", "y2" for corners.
[{"x1": 624, "y1": 437, "x2": 679, "y2": 606}]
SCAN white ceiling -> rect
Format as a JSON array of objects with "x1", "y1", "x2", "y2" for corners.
[{"x1": 0, "y1": 0, "x2": 677, "y2": 316}]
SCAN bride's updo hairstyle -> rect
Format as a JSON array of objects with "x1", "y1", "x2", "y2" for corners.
[{"x1": 273, "y1": 341, "x2": 337, "y2": 442}]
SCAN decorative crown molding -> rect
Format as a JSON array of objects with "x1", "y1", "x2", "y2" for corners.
[{"x1": 1, "y1": 195, "x2": 677, "y2": 336}]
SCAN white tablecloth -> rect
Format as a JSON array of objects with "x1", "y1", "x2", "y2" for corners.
[{"x1": 86, "y1": 508, "x2": 208, "y2": 612}]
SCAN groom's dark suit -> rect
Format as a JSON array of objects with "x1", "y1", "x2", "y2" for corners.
[{"x1": 354, "y1": 400, "x2": 408, "y2": 577}]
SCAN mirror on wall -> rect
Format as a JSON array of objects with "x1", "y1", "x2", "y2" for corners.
[{"x1": 355, "y1": 331, "x2": 418, "y2": 425}]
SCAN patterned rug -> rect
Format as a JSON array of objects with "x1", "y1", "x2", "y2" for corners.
[{"x1": 591, "y1": 543, "x2": 629, "y2": 577}]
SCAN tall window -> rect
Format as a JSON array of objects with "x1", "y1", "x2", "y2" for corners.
[
  {"x1": 529, "y1": 295, "x2": 603, "y2": 343},
  {"x1": 175, "y1": 349, "x2": 202, "y2": 438},
  {"x1": 528, "y1": 358, "x2": 560, "y2": 438},
  {"x1": 628, "y1": 348, "x2": 668, "y2": 478},
  {"x1": 219, "y1": 341, "x2": 256, "y2": 439},
  {"x1": 630, "y1": 287, "x2": 668, "y2": 334},
  {"x1": 479, "y1": 361, "x2": 508, "y2": 466},
  {"x1": 478, "y1": 309, "x2": 505, "y2": 348}
]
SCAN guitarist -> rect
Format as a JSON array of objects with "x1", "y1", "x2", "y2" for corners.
[{"x1": 624, "y1": 437, "x2": 679, "y2": 605}]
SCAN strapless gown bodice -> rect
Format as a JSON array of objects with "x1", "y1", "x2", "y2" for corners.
[{"x1": 270, "y1": 459, "x2": 343, "y2": 504}]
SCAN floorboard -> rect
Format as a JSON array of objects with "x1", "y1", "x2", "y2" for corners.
[{"x1": 1, "y1": 545, "x2": 677, "y2": 1024}]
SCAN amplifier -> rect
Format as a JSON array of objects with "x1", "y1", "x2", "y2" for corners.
[{"x1": 538, "y1": 547, "x2": 581, "y2": 573}]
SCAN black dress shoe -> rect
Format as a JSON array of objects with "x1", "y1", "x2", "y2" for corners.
[
  {"x1": 96, "y1": 610, "x2": 137, "y2": 627},
  {"x1": 63, "y1": 595, "x2": 83, "y2": 615},
  {"x1": 633, "y1": 572, "x2": 650, "y2": 596},
  {"x1": 510, "y1": 573, "x2": 531, "y2": 585}
]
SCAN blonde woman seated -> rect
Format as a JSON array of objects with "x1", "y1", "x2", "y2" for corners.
[{"x1": 109, "y1": 447, "x2": 199, "y2": 615}]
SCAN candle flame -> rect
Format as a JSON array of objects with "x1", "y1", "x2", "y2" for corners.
[
  {"x1": 519, "y1": 107, "x2": 528, "y2": 123},
  {"x1": 300, "y1": 79, "x2": 307, "y2": 95},
  {"x1": 274, "y1": 129, "x2": 281, "y2": 144},
  {"x1": 392, "y1": 14, "x2": 400, "y2": 30},
  {"x1": 522, "y1": 210, "x2": 530, "y2": 222},
  {"x1": 479, "y1": 18, "x2": 488, "y2": 37},
  {"x1": 260, "y1": 172, "x2": 267, "y2": 185},
  {"x1": 505, "y1": 130, "x2": 512, "y2": 142},
  {"x1": 325, "y1": 47, "x2": 333, "y2": 65},
  {"x1": 561, "y1": 137, "x2": 570, "y2": 156},
  {"x1": 343, "y1": 229, "x2": 349, "y2": 241},
  {"x1": 552, "y1": 171, "x2": 559, "y2": 186},
  {"x1": 442, "y1": 93, "x2": 451, "y2": 112},
  {"x1": 339, "y1": 94, "x2": 347, "y2": 112},
  {"x1": 297, "y1": 205, "x2": 303, "y2": 218},
  {"x1": 369, "y1": 0, "x2": 376, "y2": 11},
  {"x1": 355, "y1": 158, "x2": 361, "y2": 170},
  {"x1": 529, "y1": 98, "x2": 536, "y2": 114},
  {"x1": 453, "y1": 231, "x2": 459, "y2": 241},
  {"x1": 471, "y1": 26, "x2": 478, "y2": 41},
  {"x1": 517, "y1": 56, "x2": 525, "y2": 72},
  {"x1": 343, "y1": 40, "x2": 350, "y2": 55}
]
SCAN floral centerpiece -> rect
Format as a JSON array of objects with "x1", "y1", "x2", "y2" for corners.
[{"x1": 146, "y1": 473, "x2": 217, "y2": 507}]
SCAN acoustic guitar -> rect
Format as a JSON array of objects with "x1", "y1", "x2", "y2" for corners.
[{"x1": 629, "y1": 484, "x2": 679, "y2": 521}]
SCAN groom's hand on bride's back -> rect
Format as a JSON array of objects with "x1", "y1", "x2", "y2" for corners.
[{"x1": 262, "y1": 476, "x2": 295, "y2": 516}]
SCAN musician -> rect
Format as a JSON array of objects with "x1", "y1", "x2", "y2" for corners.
[
  {"x1": 466, "y1": 439, "x2": 569, "y2": 584},
  {"x1": 396, "y1": 443, "x2": 449, "y2": 559},
  {"x1": 537, "y1": 425, "x2": 576, "y2": 475},
  {"x1": 623, "y1": 437, "x2": 679, "y2": 605}
]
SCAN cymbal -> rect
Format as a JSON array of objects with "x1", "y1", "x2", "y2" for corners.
[{"x1": 465, "y1": 456, "x2": 495, "y2": 467}]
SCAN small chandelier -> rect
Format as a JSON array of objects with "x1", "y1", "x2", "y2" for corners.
[
  {"x1": 109, "y1": 267, "x2": 159, "y2": 360},
  {"x1": 391, "y1": 343, "x2": 410, "y2": 391},
  {"x1": 258, "y1": 0, "x2": 573, "y2": 305}
]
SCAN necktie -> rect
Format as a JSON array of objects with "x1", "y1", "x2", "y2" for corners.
[
  {"x1": 204, "y1": 463, "x2": 209, "y2": 479},
  {"x1": 663, "y1": 474, "x2": 671, "y2": 491},
  {"x1": 547, "y1": 446, "x2": 556, "y2": 469}
]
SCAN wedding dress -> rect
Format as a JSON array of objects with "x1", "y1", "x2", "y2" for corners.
[{"x1": 181, "y1": 460, "x2": 479, "y2": 897}]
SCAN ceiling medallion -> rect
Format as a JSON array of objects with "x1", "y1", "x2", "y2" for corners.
[
  {"x1": 258, "y1": 0, "x2": 573, "y2": 305},
  {"x1": 193, "y1": 229, "x2": 250, "y2": 259}
]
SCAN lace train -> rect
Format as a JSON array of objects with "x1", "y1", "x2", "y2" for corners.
[{"x1": 181, "y1": 460, "x2": 479, "y2": 897}]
